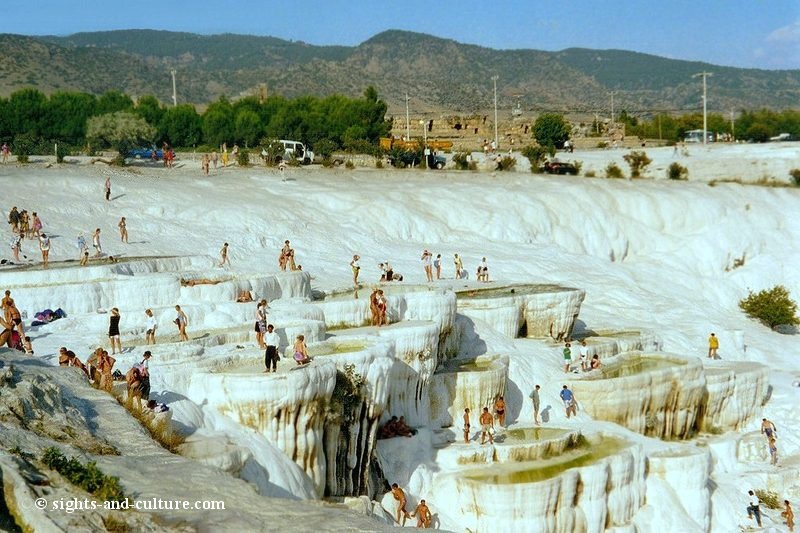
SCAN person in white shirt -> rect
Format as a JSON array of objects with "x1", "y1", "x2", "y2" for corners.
[
  {"x1": 478, "y1": 257, "x2": 489, "y2": 282},
  {"x1": 421, "y1": 250, "x2": 433, "y2": 282},
  {"x1": 579, "y1": 340, "x2": 589, "y2": 371},
  {"x1": 145, "y1": 309, "x2": 158, "y2": 345},
  {"x1": 263, "y1": 324, "x2": 280, "y2": 373},
  {"x1": 350, "y1": 255, "x2": 361, "y2": 286}
]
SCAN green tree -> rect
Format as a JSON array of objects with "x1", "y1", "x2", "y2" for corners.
[
  {"x1": 745, "y1": 123, "x2": 772, "y2": 143},
  {"x1": 161, "y1": 104, "x2": 202, "y2": 147},
  {"x1": 134, "y1": 96, "x2": 165, "y2": 130},
  {"x1": 7, "y1": 88, "x2": 48, "y2": 136},
  {"x1": 43, "y1": 92, "x2": 97, "y2": 144},
  {"x1": 202, "y1": 97, "x2": 234, "y2": 146},
  {"x1": 533, "y1": 113, "x2": 571, "y2": 149},
  {"x1": 96, "y1": 90, "x2": 134, "y2": 115},
  {"x1": 739, "y1": 285, "x2": 799, "y2": 330},
  {"x1": 86, "y1": 112, "x2": 156, "y2": 158},
  {"x1": 234, "y1": 109, "x2": 262, "y2": 147}
]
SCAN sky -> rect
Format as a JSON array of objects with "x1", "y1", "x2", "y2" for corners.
[{"x1": 2, "y1": 0, "x2": 799, "y2": 69}]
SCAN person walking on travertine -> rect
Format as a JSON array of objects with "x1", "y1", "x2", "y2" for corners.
[
  {"x1": 560, "y1": 385, "x2": 577, "y2": 418},
  {"x1": 708, "y1": 332, "x2": 719, "y2": 359},
  {"x1": 390, "y1": 484, "x2": 411, "y2": 526}
]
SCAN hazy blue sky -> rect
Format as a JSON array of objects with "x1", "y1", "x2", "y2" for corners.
[{"x1": 2, "y1": 0, "x2": 799, "y2": 69}]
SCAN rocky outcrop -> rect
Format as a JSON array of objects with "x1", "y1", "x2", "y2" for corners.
[{"x1": 699, "y1": 362, "x2": 770, "y2": 432}]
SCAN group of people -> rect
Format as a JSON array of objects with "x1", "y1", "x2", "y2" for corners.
[
  {"x1": 0, "y1": 290, "x2": 30, "y2": 352},
  {"x1": 377, "y1": 416, "x2": 416, "y2": 439},
  {"x1": 279, "y1": 240, "x2": 299, "y2": 271},
  {"x1": 7, "y1": 206, "x2": 49, "y2": 266},
  {"x1": 391, "y1": 483, "x2": 432, "y2": 528},
  {"x1": 461, "y1": 396, "x2": 507, "y2": 445},
  {"x1": 746, "y1": 488, "x2": 794, "y2": 530},
  {"x1": 762, "y1": 417, "x2": 779, "y2": 466},
  {"x1": 562, "y1": 340, "x2": 601, "y2": 373},
  {"x1": 369, "y1": 288, "x2": 388, "y2": 327}
]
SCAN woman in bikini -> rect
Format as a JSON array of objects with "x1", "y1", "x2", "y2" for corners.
[
  {"x1": 118, "y1": 217, "x2": 128, "y2": 243},
  {"x1": 293, "y1": 335, "x2": 310, "y2": 365},
  {"x1": 494, "y1": 396, "x2": 506, "y2": 428},
  {"x1": 376, "y1": 290, "x2": 387, "y2": 327},
  {"x1": 39, "y1": 233, "x2": 51, "y2": 268},
  {"x1": 174, "y1": 305, "x2": 189, "y2": 341},
  {"x1": 32, "y1": 212, "x2": 42, "y2": 238}
]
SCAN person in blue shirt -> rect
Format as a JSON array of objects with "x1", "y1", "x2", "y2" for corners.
[{"x1": 560, "y1": 385, "x2": 577, "y2": 418}]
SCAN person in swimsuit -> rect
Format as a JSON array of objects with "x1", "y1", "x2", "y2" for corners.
[
  {"x1": 761, "y1": 418, "x2": 777, "y2": 440},
  {"x1": 1, "y1": 143, "x2": 8, "y2": 164},
  {"x1": 39, "y1": 233, "x2": 51, "y2": 268},
  {"x1": 590, "y1": 354, "x2": 602, "y2": 369},
  {"x1": 118, "y1": 217, "x2": 128, "y2": 243},
  {"x1": 411, "y1": 499, "x2": 433, "y2": 529},
  {"x1": 421, "y1": 250, "x2": 433, "y2": 282},
  {"x1": 463, "y1": 408, "x2": 471, "y2": 443},
  {"x1": 219, "y1": 242, "x2": 231, "y2": 267},
  {"x1": 782, "y1": 500, "x2": 794, "y2": 531},
  {"x1": 279, "y1": 240, "x2": 291, "y2": 271},
  {"x1": 453, "y1": 253, "x2": 463, "y2": 279},
  {"x1": 434, "y1": 254, "x2": 441, "y2": 280},
  {"x1": 108, "y1": 307, "x2": 122, "y2": 354},
  {"x1": 255, "y1": 300, "x2": 267, "y2": 349},
  {"x1": 350, "y1": 254, "x2": 361, "y2": 286},
  {"x1": 97, "y1": 350, "x2": 116, "y2": 392},
  {"x1": 390, "y1": 484, "x2": 411, "y2": 526},
  {"x1": 293, "y1": 335, "x2": 310, "y2": 365},
  {"x1": 369, "y1": 288, "x2": 379, "y2": 326},
  {"x1": 92, "y1": 228, "x2": 102, "y2": 257},
  {"x1": 376, "y1": 290, "x2": 387, "y2": 327},
  {"x1": 479, "y1": 407, "x2": 494, "y2": 444},
  {"x1": 104, "y1": 176, "x2": 111, "y2": 201},
  {"x1": 32, "y1": 212, "x2": 42, "y2": 237},
  {"x1": 7, "y1": 301, "x2": 23, "y2": 337},
  {"x1": 10, "y1": 234, "x2": 21, "y2": 262},
  {"x1": 769, "y1": 436, "x2": 778, "y2": 465},
  {"x1": 174, "y1": 305, "x2": 189, "y2": 341},
  {"x1": 211, "y1": 151, "x2": 218, "y2": 169},
  {"x1": 494, "y1": 396, "x2": 506, "y2": 428}
]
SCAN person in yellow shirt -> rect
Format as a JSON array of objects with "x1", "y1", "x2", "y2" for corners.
[{"x1": 708, "y1": 332, "x2": 719, "y2": 359}]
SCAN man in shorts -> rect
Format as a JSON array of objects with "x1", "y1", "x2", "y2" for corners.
[
  {"x1": 761, "y1": 418, "x2": 777, "y2": 440},
  {"x1": 563, "y1": 342, "x2": 572, "y2": 373},
  {"x1": 579, "y1": 340, "x2": 589, "y2": 371},
  {"x1": 560, "y1": 385, "x2": 577, "y2": 418},
  {"x1": 479, "y1": 407, "x2": 494, "y2": 444},
  {"x1": 145, "y1": 309, "x2": 157, "y2": 345}
]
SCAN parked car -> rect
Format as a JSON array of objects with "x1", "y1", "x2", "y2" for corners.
[
  {"x1": 388, "y1": 151, "x2": 447, "y2": 169},
  {"x1": 126, "y1": 146, "x2": 163, "y2": 160},
  {"x1": 540, "y1": 160, "x2": 579, "y2": 175}
]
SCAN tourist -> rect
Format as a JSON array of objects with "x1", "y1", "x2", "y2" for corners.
[
  {"x1": 560, "y1": 385, "x2": 577, "y2": 418},
  {"x1": 139, "y1": 351, "x2": 152, "y2": 401},
  {"x1": 57, "y1": 347, "x2": 71, "y2": 366},
  {"x1": 7, "y1": 206, "x2": 19, "y2": 233},
  {"x1": 104, "y1": 176, "x2": 111, "y2": 201},
  {"x1": 369, "y1": 288, "x2": 380, "y2": 326},
  {"x1": 118, "y1": 217, "x2": 128, "y2": 243},
  {"x1": 92, "y1": 228, "x2": 102, "y2": 257},
  {"x1": 747, "y1": 490, "x2": 762, "y2": 527},
  {"x1": 211, "y1": 151, "x2": 218, "y2": 169},
  {"x1": 10, "y1": 233, "x2": 21, "y2": 262},
  {"x1": 126, "y1": 364, "x2": 143, "y2": 409},
  {"x1": 231, "y1": 143, "x2": 239, "y2": 162},
  {"x1": 433, "y1": 253, "x2": 441, "y2": 280},
  {"x1": 463, "y1": 408, "x2": 471, "y2": 443},
  {"x1": 145, "y1": 308, "x2": 157, "y2": 345},
  {"x1": 97, "y1": 350, "x2": 116, "y2": 392},
  {"x1": 762, "y1": 418, "x2": 777, "y2": 440},
  {"x1": 479, "y1": 407, "x2": 494, "y2": 444},
  {"x1": 264, "y1": 324, "x2": 280, "y2": 373},
  {"x1": 478, "y1": 257, "x2": 489, "y2": 282},
  {"x1": 80, "y1": 251, "x2": 89, "y2": 266},
  {"x1": 76, "y1": 233, "x2": 87, "y2": 259},
  {"x1": 6, "y1": 299, "x2": 23, "y2": 337},
  {"x1": 39, "y1": 233, "x2": 51, "y2": 268},
  {"x1": 255, "y1": 300, "x2": 267, "y2": 349},
  {"x1": 579, "y1": 340, "x2": 589, "y2": 371},
  {"x1": 350, "y1": 254, "x2": 361, "y2": 286},
  {"x1": 279, "y1": 240, "x2": 291, "y2": 271},
  {"x1": 530, "y1": 384, "x2": 541, "y2": 425},
  {"x1": 782, "y1": 500, "x2": 794, "y2": 531},
  {"x1": 85, "y1": 348, "x2": 102, "y2": 385},
  {"x1": 708, "y1": 332, "x2": 719, "y2": 359},
  {"x1": 19, "y1": 211, "x2": 29, "y2": 238},
  {"x1": 769, "y1": 436, "x2": 778, "y2": 465},
  {"x1": 147, "y1": 399, "x2": 170, "y2": 413},
  {"x1": 590, "y1": 354, "x2": 602, "y2": 369},
  {"x1": 22, "y1": 335, "x2": 33, "y2": 355},
  {"x1": 31, "y1": 212, "x2": 42, "y2": 238},
  {"x1": 219, "y1": 242, "x2": 231, "y2": 267},
  {"x1": 293, "y1": 334, "x2": 310, "y2": 365},
  {"x1": 494, "y1": 396, "x2": 506, "y2": 428},
  {"x1": 376, "y1": 290, "x2": 387, "y2": 327},
  {"x1": 390, "y1": 484, "x2": 411, "y2": 526},
  {"x1": 453, "y1": 253, "x2": 463, "y2": 279},
  {"x1": 1, "y1": 143, "x2": 8, "y2": 164},
  {"x1": 563, "y1": 342, "x2": 572, "y2": 373},
  {"x1": 383, "y1": 261, "x2": 394, "y2": 282},
  {"x1": 1, "y1": 291, "x2": 12, "y2": 322},
  {"x1": 411, "y1": 499, "x2": 433, "y2": 529},
  {"x1": 201, "y1": 154, "x2": 210, "y2": 175},
  {"x1": 108, "y1": 307, "x2": 122, "y2": 355},
  {"x1": 221, "y1": 145, "x2": 229, "y2": 167},
  {"x1": 421, "y1": 250, "x2": 433, "y2": 282},
  {"x1": 174, "y1": 305, "x2": 189, "y2": 341}
]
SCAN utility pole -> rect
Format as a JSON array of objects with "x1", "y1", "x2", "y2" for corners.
[
  {"x1": 492, "y1": 75, "x2": 499, "y2": 150},
  {"x1": 610, "y1": 92, "x2": 615, "y2": 125},
  {"x1": 170, "y1": 69, "x2": 177, "y2": 107},
  {"x1": 693, "y1": 72, "x2": 713, "y2": 145},
  {"x1": 405, "y1": 93, "x2": 411, "y2": 142},
  {"x1": 730, "y1": 109, "x2": 735, "y2": 141}
]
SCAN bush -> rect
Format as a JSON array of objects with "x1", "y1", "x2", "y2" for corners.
[
  {"x1": 597, "y1": 141, "x2": 609, "y2": 149},
  {"x1": 739, "y1": 285, "x2": 799, "y2": 330},
  {"x1": 259, "y1": 138, "x2": 284, "y2": 167},
  {"x1": 532, "y1": 113, "x2": 571, "y2": 149},
  {"x1": 345, "y1": 160, "x2": 355, "y2": 169},
  {"x1": 605, "y1": 162, "x2": 624, "y2": 179},
  {"x1": 667, "y1": 162, "x2": 689, "y2": 180},
  {"x1": 754, "y1": 489, "x2": 781, "y2": 510},
  {"x1": 584, "y1": 170, "x2": 596, "y2": 178},
  {"x1": 236, "y1": 149, "x2": 250, "y2": 167},
  {"x1": 40, "y1": 447, "x2": 126, "y2": 502},
  {"x1": 375, "y1": 158, "x2": 383, "y2": 169},
  {"x1": 321, "y1": 157, "x2": 335, "y2": 168},
  {"x1": 496, "y1": 156, "x2": 517, "y2": 171},
  {"x1": 521, "y1": 144, "x2": 554, "y2": 172},
  {"x1": 572, "y1": 160, "x2": 583, "y2": 174},
  {"x1": 622, "y1": 150, "x2": 652, "y2": 178},
  {"x1": 452, "y1": 152, "x2": 472, "y2": 170},
  {"x1": 746, "y1": 123, "x2": 772, "y2": 143},
  {"x1": 790, "y1": 168, "x2": 800, "y2": 186},
  {"x1": 55, "y1": 143, "x2": 70, "y2": 163},
  {"x1": 314, "y1": 138, "x2": 337, "y2": 159}
]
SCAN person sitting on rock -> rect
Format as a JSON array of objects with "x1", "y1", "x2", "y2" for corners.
[
  {"x1": 292, "y1": 335, "x2": 310, "y2": 365},
  {"x1": 590, "y1": 354, "x2": 602, "y2": 369},
  {"x1": 236, "y1": 290, "x2": 254, "y2": 303},
  {"x1": 126, "y1": 365, "x2": 143, "y2": 410},
  {"x1": 395, "y1": 416, "x2": 416, "y2": 437},
  {"x1": 378, "y1": 416, "x2": 400, "y2": 439},
  {"x1": 146, "y1": 399, "x2": 170, "y2": 413}
]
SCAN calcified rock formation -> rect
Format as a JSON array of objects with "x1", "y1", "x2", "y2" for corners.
[
  {"x1": 699, "y1": 362, "x2": 770, "y2": 432},
  {"x1": 428, "y1": 354, "x2": 509, "y2": 428},
  {"x1": 431, "y1": 435, "x2": 645, "y2": 532},
  {"x1": 646, "y1": 447, "x2": 712, "y2": 532},
  {"x1": 455, "y1": 284, "x2": 585, "y2": 339}
]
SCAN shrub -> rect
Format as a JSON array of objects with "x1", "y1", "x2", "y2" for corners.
[
  {"x1": 452, "y1": 152, "x2": 472, "y2": 170},
  {"x1": 532, "y1": 113, "x2": 570, "y2": 149},
  {"x1": 13, "y1": 133, "x2": 36, "y2": 163},
  {"x1": 584, "y1": 170, "x2": 596, "y2": 178},
  {"x1": 496, "y1": 156, "x2": 517, "y2": 171},
  {"x1": 345, "y1": 160, "x2": 355, "y2": 169},
  {"x1": 754, "y1": 489, "x2": 781, "y2": 510},
  {"x1": 521, "y1": 145, "x2": 553, "y2": 172},
  {"x1": 375, "y1": 158, "x2": 383, "y2": 169},
  {"x1": 623, "y1": 150, "x2": 652, "y2": 178},
  {"x1": 597, "y1": 141, "x2": 609, "y2": 149},
  {"x1": 572, "y1": 160, "x2": 583, "y2": 174},
  {"x1": 790, "y1": 168, "x2": 800, "y2": 186},
  {"x1": 40, "y1": 447, "x2": 126, "y2": 502},
  {"x1": 55, "y1": 143, "x2": 70, "y2": 163},
  {"x1": 667, "y1": 162, "x2": 689, "y2": 180},
  {"x1": 321, "y1": 157, "x2": 335, "y2": 168},
  {"x1": 739, "y1": 285, "x2": 799, "y2": 330},
  {"x1": 313, "y1": 138, "x2": 337, "y2": 159},
  {"x1": 259, "y1": 138, "x2": 284, "y2": 167},
  {"x1": 605, "y1": 162, "x2": 624, "y2": 179},
  {"x1": 236, "y1": 149, "x2": 250, "y2": 167}
]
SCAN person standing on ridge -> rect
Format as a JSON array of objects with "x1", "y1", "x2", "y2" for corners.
[
  {"x1": 560, "y1": 385, "x2": 577, "y2": 418},
  {"x1": 118, "y1": 217, "x2": 128, "y2": 243},
  {"x1": 104, "y1": 176, "x2": 111, "y2": 201},
  {"x1": 421, "y1": 250, "x2": 433, "y2": 282},
  {"x1": 463, "y1": 408, "x2": 471, "y2": 443},
  {"x1": 479, "y1": 407, "x2": 494, "y2": 444},
  {"x1": 563, "y1": 342, "x2": 572, "y2": 373},
  {"x1": 264, "y1": 324, "x2": 280, "y2": 373},
  {"x1": 530, "y1": 384, "x2": 541, "y2": 425},
  {"x1": 708, "y1": 332, "x2": 719, "y2": 359}
]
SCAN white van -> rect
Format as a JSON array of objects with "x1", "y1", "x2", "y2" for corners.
[{"x1": 261, "y1": 140, "x2": 314, "y2": 165}]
